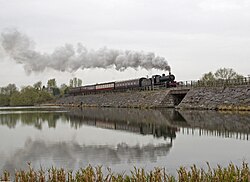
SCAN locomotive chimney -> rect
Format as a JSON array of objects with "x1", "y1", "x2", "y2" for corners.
[{"x1": 166, "y1": 66, "x2": 171, "y2": 75}]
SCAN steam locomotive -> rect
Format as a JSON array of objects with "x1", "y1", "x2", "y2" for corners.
[{"x1": 68, "y1": 72, "x2": 177, "y2": 95}]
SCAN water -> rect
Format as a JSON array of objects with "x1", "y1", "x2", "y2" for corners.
[{"x1": 0, "y1": 107, "x2": 249, "y2": 175}]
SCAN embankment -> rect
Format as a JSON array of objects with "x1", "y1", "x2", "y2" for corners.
[
  {"x1": 178, "y1": 85, "x2": 250, "y2": 111},
  {"x1": 56, "y1": 90, "x2": 176, "y2": 108},
  {"x1": 56, "y1": 85, "x2": 250, "y2": 111}
]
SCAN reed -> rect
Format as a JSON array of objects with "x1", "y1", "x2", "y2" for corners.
[{"x1": 1, "y1": 162, "x2": 249, "y2": 181}]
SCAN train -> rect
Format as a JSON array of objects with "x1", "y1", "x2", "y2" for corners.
[{"x1": 68, "y1": 72, "x2": 177, "y2": 96}]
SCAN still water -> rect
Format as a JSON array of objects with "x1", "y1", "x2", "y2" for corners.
[{"x1": 0, "y1": 106, "x2": 249, "y2": 175}]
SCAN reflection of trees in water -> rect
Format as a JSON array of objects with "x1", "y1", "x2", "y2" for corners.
[
  {"x1": 2, "y1": 138, "x2": 172, "y2": 174},
  {"x1": 0, "y1": 108, "x2": 178, "y2": 140},
  {"x1": 0, "y1": 112, "x2": 66, "y2": 129},
  {"x1": 1, "y1": 107, "x2": 250, "y2": 140}
]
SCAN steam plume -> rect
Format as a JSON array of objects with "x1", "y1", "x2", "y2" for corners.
[{"x1": 0, "y1": 29, "x2": 171, "y2": 74}]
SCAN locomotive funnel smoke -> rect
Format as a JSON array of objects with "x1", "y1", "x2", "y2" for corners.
[{"x1": 0, "y1": 29, "x2": 171, "y2": 74}]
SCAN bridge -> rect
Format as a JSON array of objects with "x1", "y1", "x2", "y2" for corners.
[{"x1": 168, "y1": 88, "x2": 190, "y2": 106}]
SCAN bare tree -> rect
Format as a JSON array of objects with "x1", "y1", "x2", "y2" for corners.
[{"x1": 214, "y1": 68, "x2": 243, "y2": 80}]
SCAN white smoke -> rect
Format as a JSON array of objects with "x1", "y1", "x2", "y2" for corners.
[{"x1": 0, "y1": 29, "x2": 171, "y2": 74}]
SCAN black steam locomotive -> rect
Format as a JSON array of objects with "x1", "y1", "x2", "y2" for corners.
[{"x1": 68, "y1": 72, "x2": 177, "y2": 95}]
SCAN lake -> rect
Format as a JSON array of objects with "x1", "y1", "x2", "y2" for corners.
[{"x1": 0, "y1": 106, "x2": 249, "y2": 175}]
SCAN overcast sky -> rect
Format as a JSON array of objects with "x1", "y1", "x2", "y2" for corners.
[{"x1": 0, "y1": 0, "x2": 250, "y2": 87}]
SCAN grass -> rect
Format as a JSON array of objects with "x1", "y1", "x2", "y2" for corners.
[{"x1": 1, "y1": 162, "x2": 250, "y2": 181}]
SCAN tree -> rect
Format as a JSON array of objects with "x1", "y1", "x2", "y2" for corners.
[
  {"x1": 33, "y1": 81, "x2": 42, "y2": 90},
  {"x1": 77, "y1": 78, "x2": 82, "y2": 87},
  {"x1": 69, "y1": 79, "x2": 74, "y2": 87},
  {"x1": 10, "y1": 86, "x2": 53, "y2": 106},
  {"x1": 10, "y1": 86, "x2": 39, "y2": 106},
  {"x1": 0, "y1": 94, "x2": 10, "y2": 106},
  {"x1": 69, "y1": 77, "x2": 83, "y2": 87},
  {"x1": 52, "y1": 88, "x2": 61, "y2": 96},
  {"x1": 0, "y1": 84, "x2": 18, "y2": 106},
  {"x1": 200, "y1": 72, "x2": 216, "y2": 82},
  {"x1": 0, "y1": 84, "x2": 18, "y2": 95},
  {"x1": 47, "y1": 79, "x2": 57, "y2": 89},
  {"x1": 60, "y1": 84, "x2": 68, "y2": 90},
  {"x1": 200, "y1": 68, "x2": 244, "y2": 82},
  {"x1": 235, "y1": 74, "x2": 244, "y2": 80},
  {"x1": 214, "y1": 68, "x2": 243, "y2": 80},
  {"x1": 73, "y1": 77, "x2": 77, "y2": 87},
  {"x1": 60, "y1": 84, "x2": 68, "y2": 95}
]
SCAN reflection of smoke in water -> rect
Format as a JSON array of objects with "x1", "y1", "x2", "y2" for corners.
[{"x1": 0, "y1": 29, "x2": 171, "y2": 74}]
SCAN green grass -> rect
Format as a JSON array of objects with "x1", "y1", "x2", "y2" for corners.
[{"x1": 1, "y1": 162, "x2": 250, "y2": 181}]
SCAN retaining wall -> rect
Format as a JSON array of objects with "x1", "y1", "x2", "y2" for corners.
[
  {"x1": 56, "y1": 90, "x2": 175, "y2": 108},
  {"x1": 56, "y1": 85, "x2": 250, "y2": 110},
  {"x1": 178, "y1": 85, "x2": 250, "y2": 111}
]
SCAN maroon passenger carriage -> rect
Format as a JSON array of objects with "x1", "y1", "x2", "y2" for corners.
[
  {"x1": 68, "y1": 84, "x2": 96, "y2": 95},
  {"x1": 96, "y1": 82, "x2": 115, "y2": 91}
]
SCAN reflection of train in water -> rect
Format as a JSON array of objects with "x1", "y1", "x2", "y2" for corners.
[
  {"x1": 68, "y1": 72, "x2": 177, "y2": 95},
  {"x1": 94, "y1": 120, "x2": 177, "y2": 140},
  {"x1": 67, "y1": 108, "x2": 178, "y2": 140}
]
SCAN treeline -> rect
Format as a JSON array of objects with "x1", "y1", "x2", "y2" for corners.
[
  {"x1": 200, "y1": 68, "x2": 244, "y2": 82},
  {"x1": 0, "y1": 77, "x2": 82, "y2": 106}
]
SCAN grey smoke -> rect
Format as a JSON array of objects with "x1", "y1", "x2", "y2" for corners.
[
  {"x1": 0, "y1": 29, "x2": 170, "y2": 74},
  {"x1": 2, "y1": 138, "x2": 171, "y2": 173}
]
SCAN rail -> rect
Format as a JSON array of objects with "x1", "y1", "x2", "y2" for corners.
[{"x1": 177, "y1": 76, "x2": 250, "y2": 88}]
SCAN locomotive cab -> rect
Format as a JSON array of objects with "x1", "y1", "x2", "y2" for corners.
[{"x1": 152, "y1": 75, "x2": 161, "y2": 85}]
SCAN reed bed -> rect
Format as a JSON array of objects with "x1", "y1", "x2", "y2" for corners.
[{"x1": 1, "y1": 162, "x2": 250, "y2": 182}]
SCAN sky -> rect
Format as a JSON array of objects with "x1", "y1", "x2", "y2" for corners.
[{"x1": 0, "y1": 0, "x2": 250, "y2": 88}]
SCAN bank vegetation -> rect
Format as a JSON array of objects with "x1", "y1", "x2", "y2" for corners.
[
  {"x1": 0, "y1": 77, "x2": 82, "y2": 106},
  {"x1": 1, "y1": 163, "x2": 250, "y2": 182}
]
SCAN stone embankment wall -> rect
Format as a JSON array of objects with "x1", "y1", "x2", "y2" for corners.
[
  {"x1": 55, "y1": 85, "x2": 250, "y2": 110},
  {"x1": 178, "y1": 85, "x2": 250, "y2": 111},
  {"x1": 56, "y1": 90, "x2": 176, "y2": 108}
]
